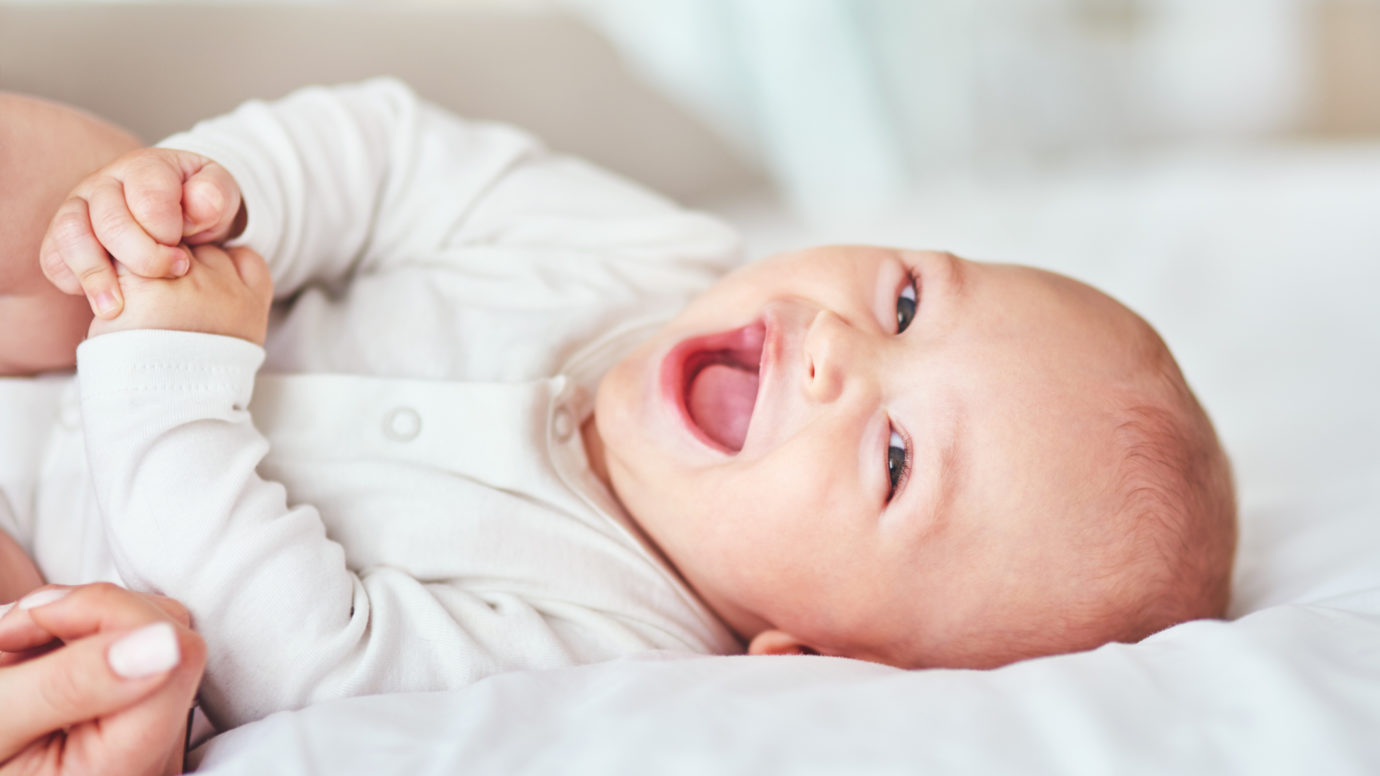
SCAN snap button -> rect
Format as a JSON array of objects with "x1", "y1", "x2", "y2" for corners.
[
  {"x1": 384, "y1": 407, "x2": 422, "y2": 441},
  {"x1": 552, "y1": 406, "x2": 574, "y2": 441}
]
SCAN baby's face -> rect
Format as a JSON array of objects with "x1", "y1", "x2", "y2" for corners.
[{"x1": 590, "y1": 246, "x2": 1157, "y2": 667}]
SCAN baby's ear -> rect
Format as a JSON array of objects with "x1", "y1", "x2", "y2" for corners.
[{"x1": 747, "y1": 629, "x2": 820, "y2": 656}]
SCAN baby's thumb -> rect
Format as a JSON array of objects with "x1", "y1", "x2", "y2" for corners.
[{"x1": 182, "y1": 163, "x2": 243, "y2": 244}]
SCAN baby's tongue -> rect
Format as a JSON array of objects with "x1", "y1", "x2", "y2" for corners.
[{"x1": 687, "y1": 362, "x2": 758, "y2": 451}]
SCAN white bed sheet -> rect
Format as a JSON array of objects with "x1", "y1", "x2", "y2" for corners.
[{"x1": 193, "y1": 144, "x2": 1380, "y2": 775}]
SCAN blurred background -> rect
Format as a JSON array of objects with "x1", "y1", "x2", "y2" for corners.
[
  {"x1": 569, "y1": 0, "x2": 1379, "y2": 214},
  {"x1": 4, "y1": 0, "x2": 1379, "y2": 215}
]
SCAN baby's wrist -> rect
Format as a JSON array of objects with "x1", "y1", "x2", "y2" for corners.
[{"x1": 88, "y1": 314, "x2": 265, "y2": 345}]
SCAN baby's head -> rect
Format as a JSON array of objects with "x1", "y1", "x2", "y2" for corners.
[{"x1": 587, "y1": 246, "x2": 1236, "y2": 668}]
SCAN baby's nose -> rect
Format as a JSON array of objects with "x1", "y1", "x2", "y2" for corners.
[{"x1": 802, "y1": 309, "x2": 868, "y2": 403}]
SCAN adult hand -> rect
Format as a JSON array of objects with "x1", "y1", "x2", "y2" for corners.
[{"x1": 0, "y1": 583, "x2": 206, "y2": 775}]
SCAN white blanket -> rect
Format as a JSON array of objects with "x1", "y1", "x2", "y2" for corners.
[{"x1": 192, "y1": 144, "x2": 1380, "y2": 775}]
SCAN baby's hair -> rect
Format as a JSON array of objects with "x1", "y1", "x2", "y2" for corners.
[
  {"x1": 1103, "y1": 351, "x2": 1238, "y2": 643},
  {"x1": 944, "y1": 323, "x2": 1237, "y2": 669}
]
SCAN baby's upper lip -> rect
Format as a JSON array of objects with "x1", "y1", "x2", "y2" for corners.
[
  {"x1": 739, "y1": 304, "x2": 790, "y2": 455},
  {"x1": 666, "y1": 318, "x2": 769, "y2": 455},
  {"x1": 745, "y1": 309, "x2": 778, "y2": 452}
]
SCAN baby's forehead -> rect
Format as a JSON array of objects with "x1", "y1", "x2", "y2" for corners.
[
  {"x1": 971, "y1": 262, "x2": 1163, "y2": 373},
  {"x1": 915, "y1": 369, "x2": 1170, "y2": 553},
  {"x1": 981, "y1": 262, "x2": 1132, "y2": 324}
]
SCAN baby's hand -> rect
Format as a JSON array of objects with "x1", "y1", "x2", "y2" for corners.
[
  {"x1": 39, "y1": 147, "x2": 246, "y2": 320},
  {"x1": 88, "y1": 244, "x2": 273, "y2": 345}
]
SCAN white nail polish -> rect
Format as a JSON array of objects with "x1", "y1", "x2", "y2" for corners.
[
  {"x1": 18, "y1": 588, "x2": 70, "y2": 610},
  {"x1": 108, "y1": 622, "x2": 180, "y2": 678},
  {"x1": 0, "y1": 602, "x2": 13, "y2": 618}
]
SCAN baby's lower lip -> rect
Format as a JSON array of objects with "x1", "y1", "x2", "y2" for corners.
[{"x1": 661, "y1": 320, "x2": 766, "y2": 455}]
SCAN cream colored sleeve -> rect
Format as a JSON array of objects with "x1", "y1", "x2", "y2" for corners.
[
  {"x1": 157, "y1": 78, "x2": 741, "y2": 302},
  {"x1": 76, "y1": 330, "x2": 647, "y2": 730}
]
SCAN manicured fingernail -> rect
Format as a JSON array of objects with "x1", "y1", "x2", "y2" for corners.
[
  {"x1": 108, "y1": 622, "x2": 180, "y2": 678},
  {"x1": 172, "y1": 258, "x2": 189, "y2": 276},
  {"x1": 93, "y1": 292, "x2": 119, "y2": 317},
  {"x1": 18, "y1": 588, "x2": 70, "y2": 610},
  {"x1": 0, "y1": 602, "x2": 13, "y2": 619}
]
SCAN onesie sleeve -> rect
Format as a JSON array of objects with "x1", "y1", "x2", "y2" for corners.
[
  {"x1": 76, "y1": 330, "x2": 648, "y2": 730},
  {"x1": 156, "y1": 78, "x2": 742, "y2": 301}
]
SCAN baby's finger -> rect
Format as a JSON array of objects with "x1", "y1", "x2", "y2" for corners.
[
  {"x1": 120, "y1": 152, "x2": 192, "y2": 246},
  {"x1": 88, "y1": 177, "x2": 188, "y2": 280},
  {"x1": 41, "y1": 198, "x2": 122, "y2": 317},
  {"x1": 37, "y1": 230, "x2": 77, "y2": 295},
  {"x1": 183, "y1": 163, "x2": 242, "y2": 244},
  {"x1": 226, "y1": 245, "x2": 272, "y2": 295},
  {"x1": 188, "y1": 242, "x2": 234, "y2": 274}
]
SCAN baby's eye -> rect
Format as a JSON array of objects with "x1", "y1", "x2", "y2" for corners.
[
  {"x1": 886, "y1": 427, "x2": 910, "y2": 503},
  {"x1": 896, "y1": 273, "x2": 918, "y2": 333}
]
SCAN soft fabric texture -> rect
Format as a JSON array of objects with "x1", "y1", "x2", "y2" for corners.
[{"x1": 1, "y1": 79, "x2": 742, "y2": 731}]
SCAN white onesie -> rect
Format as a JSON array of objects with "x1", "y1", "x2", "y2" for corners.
[{"x1": 0, "y1": 79, "x2": 743, "y2": 730}]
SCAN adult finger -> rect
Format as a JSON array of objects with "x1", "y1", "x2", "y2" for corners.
[
  {"x1": 39, "y1": 198, "x2": 122, "y2": 318},
  {"x1": 143, "y1": 595, "x2": 192, "y2": 629},
  {"x1": 0, "y1": 585, "x2": 190, "y2": 654},
  {"x1": 0, "y1": 623, "x2": 181, "y2": 763},
  {"x1": 9, "y1": 584, "x2": 204, "y2": 775},
  {"x1": 84, "y1": 624, "x2": 206, "y2": 776},
  {"x1": 0, "y1": 588, "x2": 66, "y2": 654},
  {"x1": 87, "y1": 177, "x2": 190, "y2": 280},
  {"x1": 0, "y1": 585, "x2": 190, "y2": 657},
  {"x1": 182, "y1": 163, "x2": 243, "y2": 244}
]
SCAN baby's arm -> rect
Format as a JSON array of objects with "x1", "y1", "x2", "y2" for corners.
[
  {"x1": 153, "y1": 78, "x2": 742, "y2": 296},
  {"x1": 76, "y1": 327, "x2": 621, "y2": 729},
  {"x1": 149, "y1": 77, "x2": 529, "y2": 295},
  {"x1": 34, "y1": 78, "x2": 518, "y2": 320},
  {"x1": 76, "y1": 274, "x2": 622, "y2": 729},
  {"x1": 38, "y1": 79, "x2": 740, "y2": 348}
]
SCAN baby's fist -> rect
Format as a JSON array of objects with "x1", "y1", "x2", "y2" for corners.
[
  {"x1": 40, "y1": 147, "x2": 245, "y2": 320},
  {"x1": 89, "y1": 244, "x2": 273, "y2": 345}
]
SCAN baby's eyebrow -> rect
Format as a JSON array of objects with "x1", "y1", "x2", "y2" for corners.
[
  {"x1": 939, "y1": 252, "x2": 968, "y2": 300},
  {"x1": 936, "y1": 425, "x2": 965, "y2": 527},
  {"x1": 921, "y1": 401, "x2": 967, "y2": 536}
]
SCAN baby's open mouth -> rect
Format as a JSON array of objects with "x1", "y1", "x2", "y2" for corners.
[{"x1": 679, "y1": 320, "x2": 765, "y2": 453}]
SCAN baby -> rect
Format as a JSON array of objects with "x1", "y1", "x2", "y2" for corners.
[{"x1": 3, "y1": 80, "x2": 1235, "y2": 730}]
